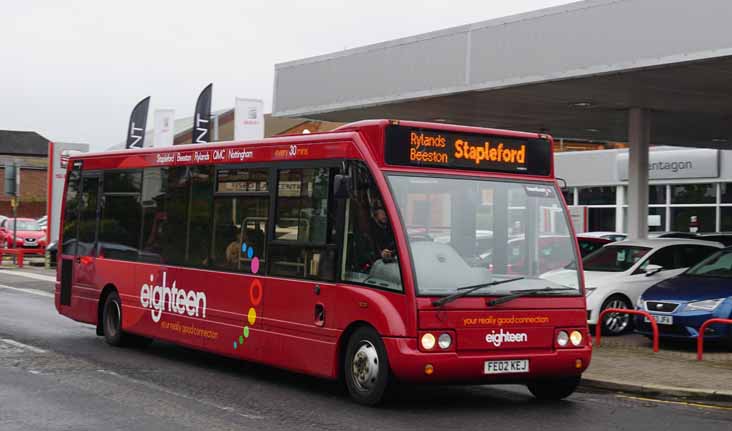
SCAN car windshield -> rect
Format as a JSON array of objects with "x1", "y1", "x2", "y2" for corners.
[
  {"x1": 387, "y1": 175, "x2": 580, "y2": 296},
  {"x1": 582, "y1": 245, "x2": 651, "y2": 272},
  {"x1": 6, "y1": 220, "x2": 42, "y2": 231},
  {"x1": 685, "y1": 250, "x2": 732, "y2": 278}
]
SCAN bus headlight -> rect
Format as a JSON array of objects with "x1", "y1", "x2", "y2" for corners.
[
  {"x1": 570, "y1": 330, "x2": 583, "y2": 346},
  {"x1": 438, "y1": 333, "x2": 452, "y2": 349},
  {"x1": 556, "y1": 331, "x2": 569, "y2": 347},
  {"x1": 421, "y1": 333, "x2": 436, "y2": 350}
]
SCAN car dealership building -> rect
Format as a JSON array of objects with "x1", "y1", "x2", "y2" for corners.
[{"x1": 556, "y1": 146, "x2": 732, "y2": 234}]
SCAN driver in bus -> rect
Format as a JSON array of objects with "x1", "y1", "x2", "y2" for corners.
[{"x1": 370, "y1": 207, "x2": 396, "y2": 262}]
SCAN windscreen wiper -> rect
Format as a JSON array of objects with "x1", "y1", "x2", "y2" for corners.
[
  {"x1": 432, "y1": 277, "x2": 525, "y2": 307},
  {"x1": 486, "y1": 287, "x2": 577, "y2": 307}
]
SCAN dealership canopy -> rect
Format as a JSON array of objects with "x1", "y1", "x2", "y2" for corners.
[{"x1": 273, "y1": 0, "x2": 732, "y2": 238}]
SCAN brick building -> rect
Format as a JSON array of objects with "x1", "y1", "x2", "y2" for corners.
[{"x1": 0, "y1": 130, "x2": 49, "y2": 218}]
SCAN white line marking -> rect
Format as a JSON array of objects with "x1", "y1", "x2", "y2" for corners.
[
  {"x1": 0, "y1": 338, "x2": 47, "y2": 354},
  {"x1": 0, "y1": 269, "x2": 56, "y2": 283},
  {"x1": 96, "y1": 369, "x2": 264, "y2": 420},
  {"x1": 0, "y1": 283, "x2": 54, "y2": 298}
]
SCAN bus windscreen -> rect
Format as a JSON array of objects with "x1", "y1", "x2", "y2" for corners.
[{"x1": 384, "y1": 125, "x2": 551, "y2": 176}]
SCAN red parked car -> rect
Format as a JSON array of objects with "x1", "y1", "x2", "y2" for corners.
[{"x1": 0, "y1": 218, "x2": 47, "y2": 249}]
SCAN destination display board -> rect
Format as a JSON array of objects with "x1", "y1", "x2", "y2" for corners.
[{"x1": 384, "y1": 125, "x2": 552, "y2": 176}]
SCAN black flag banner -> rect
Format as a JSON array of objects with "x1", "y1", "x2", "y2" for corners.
[
  {"x1": 126, "y1": 96, "x2": 151, "y2": 149},
  {"x1": 193, "y1": 83, "x2": 213, "y2": 144}
]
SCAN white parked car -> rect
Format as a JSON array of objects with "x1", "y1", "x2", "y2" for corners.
[{"x1": 543, "y1": 238, "x2": 723, "y2": 335}]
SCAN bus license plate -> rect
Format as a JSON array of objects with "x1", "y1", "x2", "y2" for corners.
[
  {"x1": 645, "y1": 315, "x2": 673, "y2": 325},
  {"x1": 484, "y1": 359, "x2": 529, "y2": 374}
]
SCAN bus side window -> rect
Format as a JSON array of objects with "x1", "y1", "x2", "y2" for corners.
[
  {"x1": 98, "y1": 170, "x2": 142, "y2": 261},
  {"x1": 211, "y1": 168, "x2": 270, "y2": 272},
  {"x1": 269, "y1": 167, "x2": 336, "y2": 280},
  {"x1": 341, "y1": 163, "x2": 402, "y2": 292}
]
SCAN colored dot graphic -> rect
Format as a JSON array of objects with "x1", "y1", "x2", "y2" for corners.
[{"x1": 233, "y1": 245, "x2": 262, "y2": 350}]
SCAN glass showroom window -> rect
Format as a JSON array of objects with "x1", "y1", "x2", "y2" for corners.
[
  {"x1": 578, "y1": 186, "x2": 616, "y2": 232},
  {"x1": 669, "y1": 184, "x2": 716, "y2": 233}
]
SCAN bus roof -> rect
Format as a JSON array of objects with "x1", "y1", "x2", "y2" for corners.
[{"x1": 69, "y1": 120, "x2": 554, "y2": 178}]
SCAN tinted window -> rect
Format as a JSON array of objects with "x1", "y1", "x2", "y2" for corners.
[
  {"x1": 211, "y1": 169, "x2": 269, "y2": 273},
  {"x1": 578, "y1": 186, "x2": 616, "y2": 205},
  {"x1": 671, "y1": 184, "x2": 715, "y2": 204},
  {"x1": 647, "y1": 246, "x2": 677, "y2": 269},
  {"x1": 649, "y1": 185, "x2": 666, "y2": 205},
  {"x1": 680, "y1": 245, "x2": 718, "y2": 268},
  {"x1": 342, "y1": 162, "x2": 402, "y2": 291},
  {"x1": 98, "y1": 171, "x2": 141, "y2": 261},
  {"x1": 583, "y1": 246, "x2": 651, "y2": 272},
  {"x1": 77, "y1": 175, "x2": 100, "y2": 257},
  {"x1": 61, "y1": 168, "x2": 81, "y2": 255},
  {"x1": 159, "y1": 166, "x2": 213, "y2": 266},
  {"x1": 578, "y1": 239, "x2": 606, "y2": 257},
  {"x1": 274, "y1": 168, "x2": 330, "y2": 243},
  {"x1": 140, "y1": 168, "x2": 168, "y2": 262},
  {"x1": 187, "y1": 167, "x2": 213, "y2": 265},
  {"x1": 687, "y1": 251, "x2": 732, "y2": 277},
  {"x1": 270, "y1": 167, "x2": 336, "y2": 280}
]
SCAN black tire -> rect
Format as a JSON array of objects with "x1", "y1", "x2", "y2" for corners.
[
  {"x1": 527, "y1": 376, "x2": 581, "y2": 400},
  {"x1": 600, "y1": 295, "x2": 633, "y2": 336},
  {"x1": 344, "y1": 326, "x2": 391, "y2": 406},
  {"x1": 102, "y1": 291, "x2": 128, "y2": 347}
]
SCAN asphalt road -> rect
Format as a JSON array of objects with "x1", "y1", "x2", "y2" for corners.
[{"x1": 0, "y1": 270, "x2": 731, "y2": 431}]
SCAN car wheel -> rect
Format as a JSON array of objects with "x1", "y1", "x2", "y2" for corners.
[
  {"x1": 527, "y1": 376, "x2": 581, "y2": 400},
  {"x1": 344, "y1": 326, "x2": 391, "y2": 406},
  {"x1": 600, "y1": 295, "x2": 633, "y2": 336}
]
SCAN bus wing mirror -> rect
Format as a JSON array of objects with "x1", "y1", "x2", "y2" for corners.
[
  {"x1": 556, "y1": 177, "x2": 568, "y2": 191},
  {"x1": 333, "y1": 174, "x2": 352, "y2": 199}
]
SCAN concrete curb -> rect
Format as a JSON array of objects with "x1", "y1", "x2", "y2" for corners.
[{"x1": 581, "y1": 376, "x2": 732, "y2": 402}]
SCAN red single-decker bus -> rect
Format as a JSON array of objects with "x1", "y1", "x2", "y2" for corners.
[{"x1": 56, "y1": 120, "x2": 590, "y2": 404}]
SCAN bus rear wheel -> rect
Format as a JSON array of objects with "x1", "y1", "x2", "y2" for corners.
[
  {"x1": 527, "y1": 376, "x2": 581, "y2": 400},
  {"x1": 344, "y1": 327, "x2": 390, "y2": 406},
  {"x1": 102, "y1": 291, "x2": 126, "y2": 346}
]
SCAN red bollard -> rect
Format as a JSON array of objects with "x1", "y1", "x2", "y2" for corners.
[{"x1": 697, "y1": 318, "x2": 732, "y2": 361}]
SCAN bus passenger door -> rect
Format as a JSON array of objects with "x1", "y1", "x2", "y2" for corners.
[
  {"x1": 72, "y1": 174, "x2": 101, "y2": 321},
  {"x1": 59, "y1": 162, "x2": 82, "y2": 312},
  {"x1": 265, "y1": 166, "x2": 340, "y2": 377}
]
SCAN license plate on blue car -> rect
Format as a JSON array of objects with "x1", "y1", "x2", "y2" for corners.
[{"x1": 645, "y1": 315, "x2": 673, "y2": 325}]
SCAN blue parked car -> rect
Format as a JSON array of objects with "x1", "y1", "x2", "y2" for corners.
[{"x1": 635, "y1": 247, "x2": 732, "y2": 347}]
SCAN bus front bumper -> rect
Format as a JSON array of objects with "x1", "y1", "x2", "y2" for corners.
[{"x1": 383, "y1": 337, "x2": 591, "y2": 384}]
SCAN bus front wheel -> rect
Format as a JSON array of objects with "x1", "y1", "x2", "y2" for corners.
[
  {"x1": 344, "y1": 326, "x2": 391, "y2": 406},
  {"x1": 527, "y1": 376, "x2": 581, "y2": 400}
]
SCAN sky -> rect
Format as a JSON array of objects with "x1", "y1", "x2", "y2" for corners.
[{"x1": 1, "y1": 0, "x2": 572, "y2": 150}]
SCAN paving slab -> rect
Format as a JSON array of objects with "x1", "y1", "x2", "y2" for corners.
[{"x1": 584, "y1": 334, "x2": 732, "y2": 401}]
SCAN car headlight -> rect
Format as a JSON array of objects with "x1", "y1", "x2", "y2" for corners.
[
  {"x1": 686, "y1": 299, "x2": 725, "y2": 312},
  {"x1": 636, "y1": 296, "x2": 645, "y2": 310},
  {"x1": 585, "y1": 287, "x2": 596, "y2": 297}
]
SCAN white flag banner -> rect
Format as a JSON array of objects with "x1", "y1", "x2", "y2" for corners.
[
  {"x1": 234, "y1": 98, "x2": 264, "y2": 140},
  {"x1": 153, "y1": 109, "x2": 175, "y2": 147}
]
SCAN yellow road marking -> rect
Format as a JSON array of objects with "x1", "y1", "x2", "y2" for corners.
[{"x1": 617, "y1": 394, "x2": 732, "y2": 411}]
